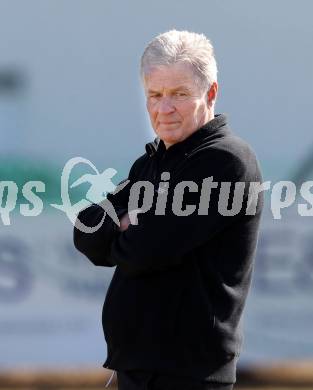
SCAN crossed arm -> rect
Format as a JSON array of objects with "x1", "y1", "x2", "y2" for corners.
[{"x1": 74, "y1": 151, "x2": 257, "y2": 277}]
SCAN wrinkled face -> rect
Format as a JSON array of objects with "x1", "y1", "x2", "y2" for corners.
[{"x1": 144, "y1": 62, "x2": 212, "y2": 149}]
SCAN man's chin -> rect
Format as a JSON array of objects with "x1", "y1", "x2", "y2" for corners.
[{"x1": 157, "y1": 129, "x2": 181, "y2": 143}]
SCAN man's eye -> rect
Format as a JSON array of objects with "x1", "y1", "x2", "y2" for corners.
[{"x1": 174, "y1": 92, "x2": 187, "y2": 97}]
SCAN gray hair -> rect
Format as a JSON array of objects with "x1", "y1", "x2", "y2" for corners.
[{"x1": 140, "y1": 30, "x2": 218, "y2": 91}]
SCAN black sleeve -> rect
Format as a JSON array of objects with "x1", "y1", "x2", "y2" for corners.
[
  {"x1": 106, "y1": 151, "x2": 260, "y2": 277},
  {"x1": 73, "y1": 157, "x2": 141, "y2": 266},
  {"x1": 73, "y1": 203, "x2": 119, "y2": 267}
]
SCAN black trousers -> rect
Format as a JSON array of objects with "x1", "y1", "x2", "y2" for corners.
[{"x1": 116, "y1": 370, "x2": 234, "y2": 390}]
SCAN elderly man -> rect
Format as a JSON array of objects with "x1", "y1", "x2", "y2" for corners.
[{"x1": 74, "y1": 30, "x2": 263, "y2": 390}]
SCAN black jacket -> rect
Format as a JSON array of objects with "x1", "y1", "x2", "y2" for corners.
[{"x1": 73, "y1": 114, "x2": 263, "y2": 384}]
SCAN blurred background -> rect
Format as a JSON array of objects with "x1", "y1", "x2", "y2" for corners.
[{"x1": 0, "y1": 0, "x2": 313, "y2": 389}]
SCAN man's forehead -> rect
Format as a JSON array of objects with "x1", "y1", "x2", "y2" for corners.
[
  {"x1": 146, "y1": 84, "x2": 191, "y2": 92},
  {"x1": 144, "y1": 64, "x2": 197, "y2": 91}
]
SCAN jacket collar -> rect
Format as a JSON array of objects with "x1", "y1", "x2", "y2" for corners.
[{"x1": 145, "y1": 113, "x2": 229, "y2": 158}]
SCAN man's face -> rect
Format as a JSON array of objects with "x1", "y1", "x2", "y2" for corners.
[{"x1": 144, "y1": 62, "x2": 213, "y2": 149}]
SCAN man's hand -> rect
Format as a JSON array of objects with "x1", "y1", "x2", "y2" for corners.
[
  {"x1": 118, "y1": 209, "x2": 142, "y2": 231},
  {"x1": 119, "y1": 212, "x2": 131, "y2": 232}
]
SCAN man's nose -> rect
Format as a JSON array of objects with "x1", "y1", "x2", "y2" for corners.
[{"x1": 157, "y1": 96, "x2": 175, "y2": 114}]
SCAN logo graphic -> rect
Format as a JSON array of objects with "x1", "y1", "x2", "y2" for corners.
[
  {"x1": 2, "y1": 155, "x2": 313, "y2": 228},
  {"x1": 51, "y1": 157, "x2": 129, "y2": 233}
]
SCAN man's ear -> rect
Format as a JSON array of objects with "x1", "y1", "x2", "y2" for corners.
[{"x1": 207, "y1": 82, "x2": 218, "y2": 107}]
